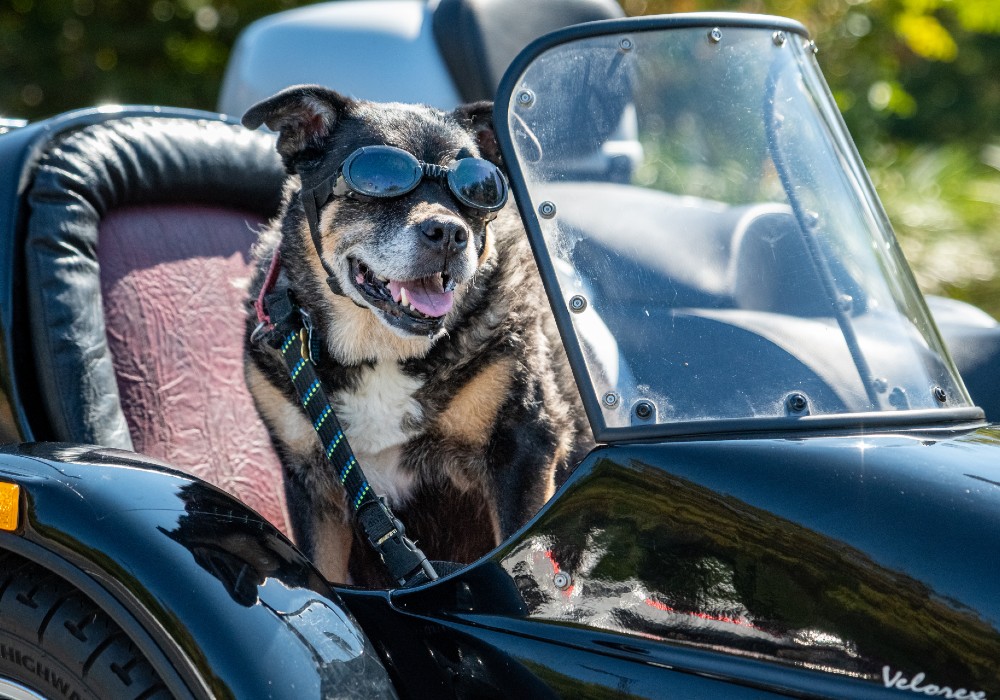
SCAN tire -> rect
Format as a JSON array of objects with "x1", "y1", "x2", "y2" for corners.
[{"x1": 0, "y1": 550, "x2": 172, "y2": 700}]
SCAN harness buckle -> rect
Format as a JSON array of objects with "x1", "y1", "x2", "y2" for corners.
[
  {"x1": 355, "y1": 497, "x2": 438, "y2": 586},
  {"x1": 299, "y1": 309, "x2": 321, "y2": 363}
]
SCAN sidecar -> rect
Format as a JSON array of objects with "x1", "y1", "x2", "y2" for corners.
[{"x1": 1, "y1": 10, "x2": 999, "y2": 700}]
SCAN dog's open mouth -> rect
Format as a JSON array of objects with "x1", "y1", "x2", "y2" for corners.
[{"x1": 350, "y1": 257, "x2": 457, "y2": 333}]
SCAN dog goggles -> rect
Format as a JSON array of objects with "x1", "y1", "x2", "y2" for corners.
[
  {"x1": 328, "y1": 145, "x2": 508, "y2": 213},
  {"x1": 300, "y1": 145, "x2": 508, "y2": 299}
]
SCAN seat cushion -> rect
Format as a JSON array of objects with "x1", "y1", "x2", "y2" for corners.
[{"x1": 99, "y1": 204, "x2": 291, "y2": 533}]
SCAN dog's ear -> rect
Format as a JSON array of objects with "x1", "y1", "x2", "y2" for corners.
[
  {"x1": 242, "y1": 85, "x2": 352, "y2": 173},
  {"x1": 453, "y1": 101, "x2": 503, "y2": 168}
]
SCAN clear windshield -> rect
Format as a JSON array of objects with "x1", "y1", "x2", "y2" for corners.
[{"x1": 502, "y1": 19, "x2": 972, "y2": 434}]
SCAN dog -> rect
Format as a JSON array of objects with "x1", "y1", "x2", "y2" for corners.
[{"x1": 241, "y1": 85, "x2": 591, "y2": 586}]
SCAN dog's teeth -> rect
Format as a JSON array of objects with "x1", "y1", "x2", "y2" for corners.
[
  {"x1": 400, "y1": 287, "x2": 409, "y2": 307},
  {"x1": 377, "y1": 275, "x2": 388, "y2": 282}
]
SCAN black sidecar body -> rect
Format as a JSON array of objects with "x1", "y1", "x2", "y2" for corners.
[{"x1": 1, "y1": 12, "x2": 999, "y2": 700}]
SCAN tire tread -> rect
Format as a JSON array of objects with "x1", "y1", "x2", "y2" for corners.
[{"x1": 0, "y1": 551, "x2": 171, "y2": 700}]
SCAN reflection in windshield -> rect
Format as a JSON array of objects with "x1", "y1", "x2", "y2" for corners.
[{"x1": 507, "y1": 24, "x2": 971, "y2": 433}]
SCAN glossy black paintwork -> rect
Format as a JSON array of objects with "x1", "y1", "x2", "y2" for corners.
[
  {"x1": 0, "y1": 443, "x2": 396, "y2": 700},
  {"x1": 368, "y1": 426, "x2": 1000, "y2": 697},
  {"x1": 346, "y1": 587, "x2": 796, "y2": 699},
  {"x1": 3, "y1": 424, "x2": 999, "y2": 698}
]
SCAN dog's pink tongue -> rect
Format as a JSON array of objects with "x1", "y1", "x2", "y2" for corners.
[{"x1": 389, "y1": 276, "x2": 454, "y2": 317}]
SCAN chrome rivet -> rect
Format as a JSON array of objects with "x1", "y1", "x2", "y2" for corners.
[
  {"x1": 634, "y1": 400, "x2": 654, "y2": 420},
  {"x1": 786, "y1": 392, "x2": 809, "y2": 414},
  {"x1": 873, "y1": 377, "x2": 889, "y2": 393},
  {"x1": 553, "y1": 572, "x2": 571, "y2": 590},
  {"x1": 933, "y1": 386, "x2": 947, "y2": 403},
  {"x1": 708, "y1": 28, "x2": 722, "y2": 44},
  {"x1": 773, "y1": 31, "x2": 787, "y2": 46},
  {"x1": 538, "y1": 201, "x2": 557, "y2": 218},
  {"x1": 569, "y1": 295, "x2": 587, "y2": 313},
  {"x1": 809, "y1": 40, "x2": 819, "y2": 55},
  {"x1": 619, "y1": 37, "x2": 633, "y2": 52},
  {"x1": 516, "y1": 89, "x2": 535, "y2": 107},
  {"x1": 602, "y1": 392, "x2": 620, "y2": 408}
]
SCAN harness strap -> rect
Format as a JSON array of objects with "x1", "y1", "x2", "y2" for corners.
[{"x1": 268, "y1": 321, "x2": 437, "y2": 586}]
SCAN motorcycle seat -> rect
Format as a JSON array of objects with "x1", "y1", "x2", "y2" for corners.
[
  {"x1": 0, "y1": 108, "x2": 293, "y2": 533},
  {"x1": 432, "y1": 0, "x2": 623, "y2": 102}
]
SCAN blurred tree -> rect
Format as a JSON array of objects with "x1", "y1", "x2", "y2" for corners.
[
  {"x1": 4, "y1": 0, "x2": 997, "y2": 150},
  {"x1": 1, "y1": 0, "x2": 998, "y2": 314},
  {"x1": 621, "y1": 0, "x2": 1000, "y2": 152},
  {"x1": 0, "y1": 0, "x2": 315, "y2": 119}
]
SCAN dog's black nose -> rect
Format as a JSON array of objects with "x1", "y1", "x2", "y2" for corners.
[{"x1": 419, "y1": 217, "x2": 469, "y2": 253}]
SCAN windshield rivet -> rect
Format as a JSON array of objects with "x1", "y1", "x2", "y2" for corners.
[
  {"x1": 602, "y1": 392, "x2": 620, "y2": 408},
  {"x1": 553, "y1": 572, "x2": 572, "y2": 590},
  {"x1": 933, "y1": 386, "x2": 947, "y2": 403},
  {"x1": 619, "y1": 37, "x2": 633, "y2": 52},
  {"x1": 516, "y1": 89, "x2": 535, "y2": 107},
  {"x1": 873, "y1": 377, "x2": 889, "y2": 393},
  {"x1": 569, "y1": 295, "x2": 587, "y2": 313},
  {"x1": 809, "y1": 40, "x2": 819, "y2": 55},
  {"x1": 786, "y1": 392, "x2": 809, "y2": 414},
  {"x1": 634, "y1": 400, "x2": 654, "y2": 420},
  {"x1": 538, "y1": 201, "x2": 557, "y2": 218},
  {"x1": 708, "y1": 28, "x2": 722, "y2": 44},
  {"x1": 772, "y1": 31, "x2": 787, "y2": 47}
]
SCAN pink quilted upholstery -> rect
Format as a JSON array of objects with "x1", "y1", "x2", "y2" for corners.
[{"x1": 99, "y1": 204, "x2": 291, "y2": 535}]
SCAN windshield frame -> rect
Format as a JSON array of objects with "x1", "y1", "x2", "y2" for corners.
[{"x1": 494, "y1": 13, "x2": 986, "y2": 443}]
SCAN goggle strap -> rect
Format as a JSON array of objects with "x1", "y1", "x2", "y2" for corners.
[
  {"x1": 421, "y1": 162, "x2": 449, "y2": 182},
  {"x1": 301, "y1": 182, "x2": 348, "y2": 298}
]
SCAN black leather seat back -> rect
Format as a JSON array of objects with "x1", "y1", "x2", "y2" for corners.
[
  {"x1": 1, "y1": 109, "x2": 293, "y2": 530},
  {"x1": 23, "y1": 115, "x2": 282, "y2": 440}
]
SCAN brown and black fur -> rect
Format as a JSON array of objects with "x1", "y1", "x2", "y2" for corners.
[{"x1": 242, "y1": 85, "x2": 591, "y2": 586}]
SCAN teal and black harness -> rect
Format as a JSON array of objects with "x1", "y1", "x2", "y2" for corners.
[{"x1": 253, "y1": 250, "x2": 437, "y2": 586}]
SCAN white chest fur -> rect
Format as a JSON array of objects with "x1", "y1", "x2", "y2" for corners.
[{"x1": 333, "y1": 362, "x2": 423, "y2": 504}]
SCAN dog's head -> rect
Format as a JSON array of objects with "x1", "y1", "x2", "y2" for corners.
[{"x1": 243, "y1": 85, "x2": 507, "y2": 340}]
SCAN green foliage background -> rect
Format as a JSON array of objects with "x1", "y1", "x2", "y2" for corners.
[{"x1": 1, "y1": 0, "x2": 998, "y2": 316}]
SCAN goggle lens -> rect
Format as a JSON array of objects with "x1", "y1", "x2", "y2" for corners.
[
  {"x1": 337, "y1": 146, "x2": 507, "y2": 212},
  {"x1": 343, "y1": 148, "x2": 422, "y2": 198},
  {"x1": 448, "y1": 158, "x2": 507, "y2": 211}
]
